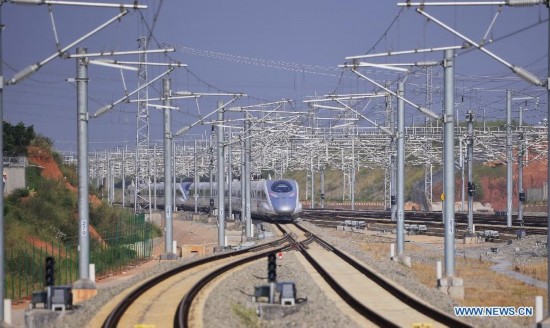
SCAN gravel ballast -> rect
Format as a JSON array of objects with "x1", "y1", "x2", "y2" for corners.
[
  {"x1": 202, "y1": 250, "x2": 361, "y2": 328},
  {"x1": 38, "y1": 219, "x2": 544, "y2": 327}
]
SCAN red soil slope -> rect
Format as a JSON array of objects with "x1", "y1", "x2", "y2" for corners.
[{"x1": 26, "y1": 146, "x2": 104, "y2": 243}]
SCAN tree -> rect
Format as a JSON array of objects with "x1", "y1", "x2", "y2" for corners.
[{"x1": 3, "y1": 121, "x2": 35, "y2": 156}]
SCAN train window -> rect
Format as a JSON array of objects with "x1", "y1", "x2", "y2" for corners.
[{"x1": 271, "y1": 181, "x2": 293, "y2": 193}]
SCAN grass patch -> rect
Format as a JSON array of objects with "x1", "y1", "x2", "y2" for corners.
[
  {"x1": 410, "y1": 256, "x2": 546, "y2": 327},
  {"x1": 356, "y1": 237, "x2": 546, "y2": 326},
  {"x1": 513, "y1": 261, "x2": 548, "y2": 282},
  {"x1": 231, "y1": 303, "x2": 262, "y2": 328},
  {"x1": 360, "y1": 242, "x2": 389, "y2": 260}
]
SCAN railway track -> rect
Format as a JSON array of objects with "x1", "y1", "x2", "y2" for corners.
[
  {"x1": 95, "y1": 226, "x2": 293, "y2": 328},
  {"x1": 173, "y1": 228, "x2": 312, "y2": 327},
  {"x1": 286, "y1": 222, "x2": 470, "y2": 327},
  {"x1": 301, "y1": 208, "x2": 547, "y2": 236},
  {"x1": 93, "y1": 221, "x2": 471, "y2": 327}
]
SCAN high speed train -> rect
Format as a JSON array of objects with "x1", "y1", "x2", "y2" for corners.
[
  {"x1": 126, "y1": 179, "x2": 302, "y2": 221},
  {"x1": 185, "y1": 179, "x2": 302, "y2": 221},
  {"x1": 126, "y1": 181, "x2": 192, "y2": 209}
]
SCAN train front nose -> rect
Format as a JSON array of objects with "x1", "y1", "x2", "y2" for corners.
[{"x1": 273, "y1": 199, "x2": 296, "y2": 215}]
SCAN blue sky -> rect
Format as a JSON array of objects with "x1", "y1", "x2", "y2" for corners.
[{"x1": 3, "y1": 1, "x2": 548, "y2": 152}]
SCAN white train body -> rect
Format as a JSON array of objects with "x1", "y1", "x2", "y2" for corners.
[
  {"x1": 126, "y1": 182, "x2": 191, "y2": 209},
  {"x1": 185, "y1": 179, "x2": 302, "y2": 220}
]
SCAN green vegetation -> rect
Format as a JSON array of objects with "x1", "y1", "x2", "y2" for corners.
[
  {"x1": 231, "y1": 303, "x2": 262, "y2": 328},
  {"x1": 3, "y1": 121, "x2": 35, "y2": 156},
  {"x1": 4, "y1": 126, "x2": 162, "y2": 300},
  {"x1": 287, "y1": 166, "x2": 424, "y2": 202},
  {"x1": 285, "y1": 161, "x2": 510, "y2": 204}
]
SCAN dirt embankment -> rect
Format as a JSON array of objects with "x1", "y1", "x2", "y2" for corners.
[
  {"x1": 430, "y1": 158, "x2": 547, "y2": 212},
  {"x1": 26, "y1": 146, "x2": 104, "y2": 243},
  {"x1": 27, "y1": 146, "x2": 101, "y2": 207},
  {"x1": 479, "y1": 160, "x2": 547, "y2": 211}
]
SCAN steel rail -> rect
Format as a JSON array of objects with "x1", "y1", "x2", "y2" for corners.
[
  {"x1": 174, "y1": 223, "x2": 309, "y2": 327},
  {"x1": 102, "y1": 232, "x2": 291, "y2": 328},
  {"x1": 292, "y1": 222, "x2": 473, "y2": 328},
  {"x1": 289, "y1": 223, "x2": 399, "y2": 327},
  {"x1": 302, "y1": 208, "x2": 548, "y2": 229},
  {"x1": 173, "y1": 245, "x2": 292, "y2": 327}
]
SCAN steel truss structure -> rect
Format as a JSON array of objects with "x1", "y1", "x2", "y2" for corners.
[{"x1": 64, "y1": 117, "x2": 547, "y2": 208}]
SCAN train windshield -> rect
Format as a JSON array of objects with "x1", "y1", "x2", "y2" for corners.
[{"x1": 271, "y1": 181, "x2": 293, "y2": 193}]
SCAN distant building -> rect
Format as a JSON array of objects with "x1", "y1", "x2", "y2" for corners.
[{"x1": 3, "y1": 157, "x2": 27, "y2": 195}]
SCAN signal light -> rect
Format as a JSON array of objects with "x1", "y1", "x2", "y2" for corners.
[
  {"x1": 45, "y1": 256, "x2": 55, "y2": 287},
  {"x1": 468, "y1": 182, "x2": 476, "y2": 197},
  {"x1": 267, "y1": 253, "x2": 277, "y2": 283}
]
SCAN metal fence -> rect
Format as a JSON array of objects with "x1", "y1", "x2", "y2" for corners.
[{"x1": 5, "y1": 214, "x2": 154, "y2": 301}]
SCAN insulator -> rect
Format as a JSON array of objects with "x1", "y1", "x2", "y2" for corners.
[
  {"x1": 507, "y1": 0, "x2": 542, "y2": 7},
  {"x1": 94, "y1": 104, "x2": 113, "y2": 118},
  {"x1": 415, "y1": 61, "x2": 440, "y2": 67},
  {"x1": 8, "y1": 64, "x2": 38, "y2": 85},
  {"x1": 10, "y1": 0, "x2": 45, "y2": 4},
  {"x1": 512, "y1": 66, "x2": 544, "y2": 86}
]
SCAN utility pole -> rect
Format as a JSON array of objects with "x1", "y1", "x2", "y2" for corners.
[
  {"x1": 425, "y1": 67, "x2": 434, "y2": 210},
  {"x1": 227, "y1": 130, "x2": 233, "y2": 220},
  {"x1": 546, "y1": 5, "x2": 550, "y2": 314},
  {"x1": 390, "y1": 91, "x2": 397, "y2": 221},
  {"x1": 310, "y1": 160, "x2": 315, "y2": 209},
  {"x1": 172, "y1": 140, "x2": 177, "y2": 213},
  {"x1": 209, "y1": 134, "x2": 214, "y2": 215},
  {"x1": 244, "y1": 116, "x2": 252, "y2": 238},
  {"x1": 216, "y1": 101, "x2": 226, "y2": 249},
  {"x1": 153, "y1": 144, "x2": 157, "y2": 209},
  {"x1": 320, "y1": 168, "x2": 325, "y2": 209},
  {"x1": 162, "y1": 79, "x2": 175, "y2": 258},
  {"x1": 240, "y1": 137, "x2": 246, "y2": 222},
  {"x1": 460, "y1": 139, "x2": 465, "y2": 212},
  {"x1": 395, "y1": 82, "x2": 406, "y2": 261},
  {"x1": 466, "y1": 110, "x2": 475, "y2": 236},
  {"x1": 518, "y1": 106, "x2": 525, "y2": 225},
  {"x1": 73, "y1": 47, "x2": 96, "y2": 298},
  {"x1": 506, "y1": 90, "x2": 513, "y2": 227},
  {"x1": 351, "y1": 138, "x2": 355, "y2": 210},
  {"x1": 122, "y1": 149, "x2": 126, "y2": 207},
  {"x1": 194, "y1": 139, "x2": 198, "y2": 213},
  {"x1": 0, "y1": 4, "x2": 5, "y2": 321},
  {"x1": 439, "y1": 49, "x2": 463, "y2": 299}
]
